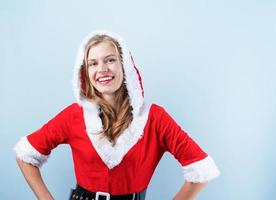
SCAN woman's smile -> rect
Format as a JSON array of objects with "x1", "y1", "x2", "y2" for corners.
[{"x1": 97, "y1": 76, "x2": 115, "y2": 85}]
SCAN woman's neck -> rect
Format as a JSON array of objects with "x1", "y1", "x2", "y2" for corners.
[{"x1": 103, "y1": 94, "x2": 116, "y2": 109}]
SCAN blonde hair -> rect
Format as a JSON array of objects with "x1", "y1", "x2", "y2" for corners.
[{"x1": 81, "y1": 34, "x2": 133, "y2": 145}]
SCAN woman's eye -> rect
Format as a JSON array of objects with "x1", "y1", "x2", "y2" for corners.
[
  {"x1": 89, "y1": 62, "x2": 97, "y2": 67},
  {"x1": 107, "y1": 58, "x2": 116, "y2": 63}
]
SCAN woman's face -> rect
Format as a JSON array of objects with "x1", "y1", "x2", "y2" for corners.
[{"x1": 87, "y1": 41, "x2": 124, "y2": 101}]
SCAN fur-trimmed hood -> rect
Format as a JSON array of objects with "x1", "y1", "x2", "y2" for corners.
[
  {"x1": 72, "y1": 30, "x2": 151, "y2": 169},
  {"x1": 72, "y1": 30, "x2": 145, "y2": 118}
]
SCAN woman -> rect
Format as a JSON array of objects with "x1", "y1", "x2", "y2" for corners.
[{"x1": 14, "y1": 30, "x2": 220, "y2": 200}]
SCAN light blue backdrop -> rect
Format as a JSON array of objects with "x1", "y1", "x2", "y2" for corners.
[{"x1": 1, "y1": 0, "x2": 275, "y2": 199}]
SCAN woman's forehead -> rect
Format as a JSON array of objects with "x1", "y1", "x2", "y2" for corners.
[{"x1": 88, "y1": 41, "x2": 118, "y2": 60}]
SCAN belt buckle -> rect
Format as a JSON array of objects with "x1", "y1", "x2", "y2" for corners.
[{"x1": 95, "y1": 191, "x2": 110, "y2": 200}]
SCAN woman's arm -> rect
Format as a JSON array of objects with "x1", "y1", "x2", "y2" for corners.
[
  {"x1": 16, "y1": 158, "x2": 54, "y2": 200},
  {"x1": 173, "y1": 182, "x2": 208, "y2": 200}
]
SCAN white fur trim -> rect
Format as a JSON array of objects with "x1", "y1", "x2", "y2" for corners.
[
  {"x1": 13, "y1": 136, "x2": 49, "y2": 168},
  {"x1": 182, "y1": 155, "x2": 220, "y2": 183},
  {"x1": 72, "y1": 30, "x2": 144, "y2": 117},
  {"x1": 87, "y1": 101, "x2": 151, "y2": 169},
  {"x1": 82, "y1": 100, "x2": 103, "y2": 134}
]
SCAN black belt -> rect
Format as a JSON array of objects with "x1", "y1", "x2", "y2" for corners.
[{"x1": 69, "y1": 184, "x2": 138, "y2": 200}]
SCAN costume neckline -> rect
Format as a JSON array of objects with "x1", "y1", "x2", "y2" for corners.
[{"x1": 80, "y1": 100, "x2": 152, "y2": 169}]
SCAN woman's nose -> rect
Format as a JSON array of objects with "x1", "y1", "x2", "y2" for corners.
[{"x1": 98, "y1": 62, "x2": 108, "y2": 72}]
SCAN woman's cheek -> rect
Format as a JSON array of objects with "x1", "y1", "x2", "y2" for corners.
[{"x1": 88, "y1": 69, "x2": 95, "y2": 83}]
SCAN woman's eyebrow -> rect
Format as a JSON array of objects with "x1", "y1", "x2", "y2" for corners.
[
  {"x1": 105, "y1": 54, "x2": 117, "y2": 58},
  {"x1": 88, "y1": 54, "x2": 117, "y2": 61}
]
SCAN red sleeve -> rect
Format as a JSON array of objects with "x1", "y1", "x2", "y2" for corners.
[
  {"x1": 27, "y1": 103, "x2": 76, "y2": 156},
  {"x1": 156, "y1": 105, "x2": 208, "y2": 166}
]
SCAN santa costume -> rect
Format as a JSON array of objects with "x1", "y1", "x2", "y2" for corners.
[{"x1": 14, "y1": 30, "x2": 220, "y2": 199}]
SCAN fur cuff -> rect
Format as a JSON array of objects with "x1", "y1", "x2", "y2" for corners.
[
  {"x1": 182, "y1": 155, "x2": 220, "y2": 183},
  {"x1": 13, "y1": 136, "x2": 49, "y2": 168}
]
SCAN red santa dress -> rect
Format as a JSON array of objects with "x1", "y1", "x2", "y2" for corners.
[{"x1": 14, "y1": 30, "x2": 220, "y2": 195}]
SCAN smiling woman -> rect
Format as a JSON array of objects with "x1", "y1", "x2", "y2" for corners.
[
  {"x1": 83, "y1": 35, "x2": 132, "y2": 145},
  {"x1": 13, "y1": 30, "x2": 220, "y2": 200}
]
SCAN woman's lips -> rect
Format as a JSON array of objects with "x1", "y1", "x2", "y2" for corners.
[{"x1": 97, "y1": 76, "x2": 114, "y2": 85}]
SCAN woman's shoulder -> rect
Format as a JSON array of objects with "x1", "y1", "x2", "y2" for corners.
[
  {"x1": 56, "y1": 102, "x2": 83, "y2": 118},
  {"x1": 149, "y1": 103, "x2": 166, "y2": 113},
  {"x1": 61, "y1": 102, "x2": 82, "y2": 112},
  {"x1": 148, "y1": 103, "x2": 167, "y2": 118},
  {"x1": 68, "y1": 102, "x2": 82, "y2": 110}
]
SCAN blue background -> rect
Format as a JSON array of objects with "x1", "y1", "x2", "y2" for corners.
[{"x1": 1, "y1": 0, "x2": 276, "y2": 199}]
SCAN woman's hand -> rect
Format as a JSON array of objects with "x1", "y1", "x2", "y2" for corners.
[{"x1": 172, "y1": 181, "x2": 208, "y2": 200}]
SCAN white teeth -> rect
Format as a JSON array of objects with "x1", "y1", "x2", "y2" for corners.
[{"x1": 98, "y1": 76, "x2": 113, "y2": 82}]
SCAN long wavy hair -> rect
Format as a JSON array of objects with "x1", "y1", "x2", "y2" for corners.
[{"x1": 81, "y1": 34, "x2": 133, "y2": 146}]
